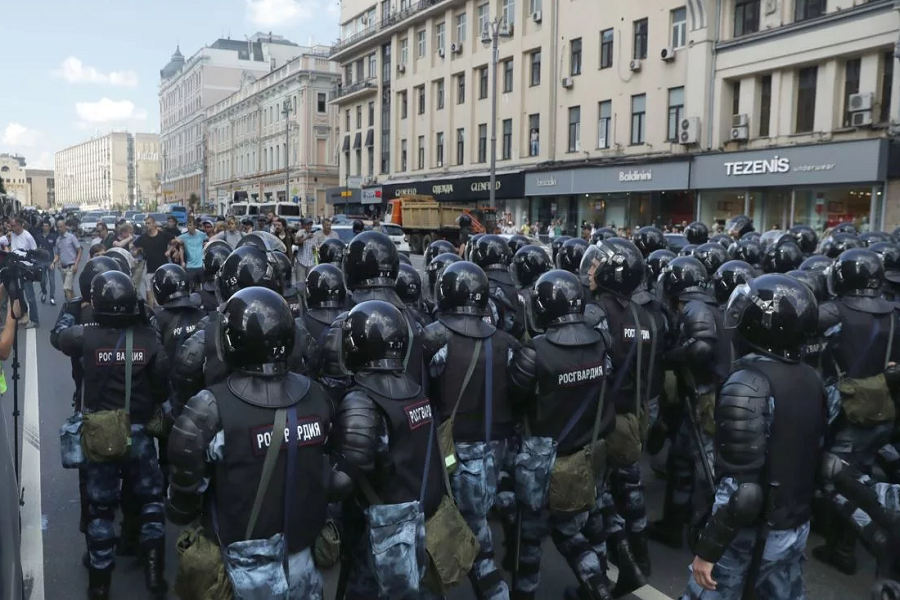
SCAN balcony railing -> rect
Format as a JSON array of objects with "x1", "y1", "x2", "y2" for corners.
[
  {"x1": 330, "y1": 0, "x2": 447, "y2": 55},
  {"x1": 332, "y1": 79, "x2": 379, "y2": 102}
]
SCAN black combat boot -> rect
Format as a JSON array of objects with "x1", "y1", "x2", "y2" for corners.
[
  {"x1": 116, "y1": 509, "x2": 139, "y2": 557},
  {"x1": 143, "y1": 543, "x2": 168, "y2": 598},
  {"x1": 511, "y1": 590, "x2": 536, "y2": 600},
  {"x1": 646, "y1": 492, "x2": 690, "y2": 550},
  {"x1": 610, "y1": 536, "x2": 647, "y2": 598},
  {"x1": 563, "y1": 578, "x2": 615, "y2": 600},
  {"x1": 812, "y1": 520, "x2": 857, "y2": 576},
  {"x1": 86, "y1": 567, "x2": 111, "y2": 600},
  {"x1": 628, "y1": 531, "x2": 651, "y2": 577}
]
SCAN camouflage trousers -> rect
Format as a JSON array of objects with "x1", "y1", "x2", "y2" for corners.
[
  {"x1": 85, "y1": 428, "x2": 164, "y2": 570},
  {"x1": 829, "y1": 421, "x2": 893, "y2": 469},
  {"x1": 609, "y1": 462, "x2": 647, "y2": 534},
  {"x1": 581, "y1": 474, "x2": 621, "y2": 567},
  {"x1": 671, "y1": 415, "x2": 716, "y2": 508},
  {"x1": 344, "y1": 536, "x2": 442, "y2": 600},
  {"x1": 682, "y1": 524, "x2": 809, "y2": 600},
  {"x1": 450, "y1": 440, "x2": 510, "y2": 600},
  {"x1": 495, "y1": 435, "x2": 519, "y2": 528},
  {"x1": 515, "y1": 479, "x2": 613, "y2": 594}
]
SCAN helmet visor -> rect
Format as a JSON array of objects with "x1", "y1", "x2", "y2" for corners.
[
  {"x1": 723, "y1": 283, "x2": 753, "y2": 330},
  {"x1": 578, "y1": 244, "x2": 605, "y2": 287}
]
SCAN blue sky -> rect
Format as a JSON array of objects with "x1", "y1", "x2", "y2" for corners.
[{"x1": 0, "y1": 0, "x2": 340, "y2": 170}]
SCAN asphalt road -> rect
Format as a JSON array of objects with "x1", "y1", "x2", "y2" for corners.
[{"x1": 4, "y1": 249, "x2": 875, "y2": 600}]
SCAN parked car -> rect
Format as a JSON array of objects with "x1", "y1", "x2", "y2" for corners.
[{"x1": 378, "y1": 223, "x2": 411, "y2": 255}]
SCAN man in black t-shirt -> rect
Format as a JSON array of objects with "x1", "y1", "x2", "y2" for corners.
[{"x1": 133, "y1": 216, "x2": 174, "y2": 307}]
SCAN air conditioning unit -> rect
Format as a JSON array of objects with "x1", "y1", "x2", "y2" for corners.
[
  {"x1": 730, "y1": 126, "x2": 749, "y2": 141},
  {"x1": 397, "y1": 63, "x2": 406, "y2": 74},
  {"x1": 561, "y1": 77, "x2": 574, "y2": 89},
  {"x1": 450, "y1": 42, "x2": 462, "y2": 54},
  {"x1": 438, "y1": 47, "x2": 445, "y2": 58},
  {"x1": 732, "y1": 113, "x2": 749, "y2": 128},
  {"x1": 532, "y1": 10, "x2": 542, "y2": 23},
  {"x1": 679, "y1": 117, "x2": 700, "y2": 145},
  {"x1": 852, "y1": 110, "x2": 874, "y2": 127},
  {"x1": 629, "y1": 59, "x2": 642, "y2": 72},
  {"x1": 849, "y1": 92, "x2": 874, "y2": 112},
  {"x1": 499, "y1": 21, "x2": 512, "y2": 36},
  {"x1": 660, "y1": 47, "x2": 676, "y2": 61}
]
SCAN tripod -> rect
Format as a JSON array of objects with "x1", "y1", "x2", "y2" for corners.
[{"x1": 11, "y1": 321, "x2": 22, "y2": 505}]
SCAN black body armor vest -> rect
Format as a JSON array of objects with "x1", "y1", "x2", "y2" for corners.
[
  {"x1": 829, "y1": 301, "x2": 897, "y2": 379},
  {"x1": 155, "y1": 306, "x2": 205, "y2": 363},
  {"x1": 596, "y1": 295, "x2": 657, "y2": 414}
]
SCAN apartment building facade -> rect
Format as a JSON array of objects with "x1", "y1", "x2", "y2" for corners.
[
  {"x1": 26, "y1": 169, "x2": 55, "y2": 209},
  {"x1": 205, "y1": 49, "x2": 341, "y2": 217},
  {"x1": 133, "y1": 133, "x2": 161, "y2": 207},
  {"x1": 54, "y1": 132, "x2": 134, "y2": 210},
  {"x1": 0, "y1": 155, "x2": 31, "y2": 206}
]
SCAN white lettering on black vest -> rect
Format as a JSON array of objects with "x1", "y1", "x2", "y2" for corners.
[
  {"x1": 558, "y1": 362, "x2": 605, "y2": 387},
  {"x1": 250, "y1": 417, "x2": 326, "y2": 457},
  {"x1": 404, "y1": 399, "x2": 433, "y2": 430},
  {"x1": 94, "y1": 348, "x2": 148, "y2": 365},
  {"x1": 623, "y1": 327, "x2": 651, "y2": 341}
]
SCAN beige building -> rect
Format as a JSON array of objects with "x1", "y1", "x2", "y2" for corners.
[
  {"x1": 26, "y1": 169, "x2": 55, "y2": 209},
  {"x1": 55, "y1": 132, "x2": 134, "y2": 210},
  {"x1": 133, "y1": 133, "x2": 160, "y2": 208},
  {"x1": 0, "y1": 154, "x2": 31, "y2": 206},
  {"x1": 159, "y1": 34, "x2": 312, "y2": 206},
  {"x1": 205, "y1": 48, "x2": 341, "y2": 217}
]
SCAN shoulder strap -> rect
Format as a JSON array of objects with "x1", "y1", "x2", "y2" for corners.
[
  {"x1": 885, "y1": 312, "x2": 896, "y2": 369},
  {"x1": 245, "y1": 407, "x2": 289, "y2": 539},
  {"x1": 124, "y1": 328, "x2": 133, "y2": 417},
  {"x1": 484, "y1": 335, "x2": 493, "y2": 444},
  {"x1": 627, "y1": 302, "x2": 644, "y2": 416},
  {"x1": 589, "y1": 377, "x2": 608, "y2": 447},
  {"x1": 447, "y1": 340, "x2": 482, "y2": 425}
]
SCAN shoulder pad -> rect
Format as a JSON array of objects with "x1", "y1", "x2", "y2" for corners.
[
  {"x1": 509, "y1": 345, "x2": 537, "y2": 394},
  {"x1": 584, "y1": 301, "x2": 606, "y2": 330},
  {"x1": 169, "y1": 389, "x2": 221, "y2": 494},
  {"x1": 818, "y1": 301, "x2": 841, "y2": 333},
  {"x1": 56, "y1": 324, "x2": 85, "y2": 357},
  {"x1": 422, "y1": 321, "x2": 452, "y2": 356},
  {"x1": 715, "y1": 368, "x2": 771, "y2": 477},
  {"x1": 172, "y1": 329, "x2": 207, "y2": 401},
  {"x1": 337, "y1": 390, "x2": 380, "y2": 473},
  {"x1": 681, "y1": 300, "x2": 718, "y2": 340}
]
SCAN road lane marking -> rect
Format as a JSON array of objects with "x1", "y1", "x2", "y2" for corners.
[
  {"x1": 608, "y1": 565, "x2": 677, "y2": 600},
  {"x1": 21, "y1": 329, "x2": 44, "y2": 600}
]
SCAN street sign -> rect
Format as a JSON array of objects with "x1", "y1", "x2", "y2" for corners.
[{"x1": 346, "y1": 176, "x2": 363, "y2": 188}]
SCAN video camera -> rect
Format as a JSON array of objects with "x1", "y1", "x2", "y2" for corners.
[{"x1": 0, "y1": 249, "x2": 52, "y2": 312}]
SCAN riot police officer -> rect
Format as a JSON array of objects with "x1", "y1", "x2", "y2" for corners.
[
  {"x1": 56, "y1": 271, "x2": 170, "y2": 600},
  {"x1": 332, "y1": 300, "x2": 445, "y2": 599},
  {"x1": 422, "y1": 261, "x2": 520, "y2": 600},
  {"x1": 397, "y1": 262, "x2": 431, "y2": 328},
  {"x1": 556, "y1": 238, "x2": 589, "y2": 274},
  {"x1": 790, "y1": 224, "x2": 819, "y2": 256},
  {"x1": 819, "y1": 232, "x2": 863, "y2": 259},
  {"x1": 550, "y1": 235, "x2": 572, "y2": 265},
  {"x1": 507, "y1": 234, "x2": 531, "y2": 256},
  {"x1": 508, "y1": 269, "x2": 616, "y2": 600},
  {"x1": 510, "y1": 245, "x2": 552, "y2": 338},
  {"x1": 685, "y1": 222, "x2": 709, "y2": 246},
  {"x1": 275, "y1": 250, "x2": 303, "y2": 317},
  {"x1": 150, "y1": 264, "x2": 206, "y2": 361},
  {"x1": 725, "y1": 215, "x2": 754, "y2": 239},
  {"x1": 684, "y1": 274, "x2": 825, "y2": 600},
  {"x1": 727, "y1": 238, "x2": 764, "y2": 270},
  {"x1": 472, "y1": 234, "x2": 525, "y2": 340},
  {"x1": 693, "y1": 243, "x2": 728, "y2": 278},
  {"x1": 869, "y1": 241, "x2": 900, "y2": 301},
  {"x1": 199, "y1": 241, "x2": 231, "y2": 313},
  {"x1": 762, "y1": 240, "x2": 804, "y2": 274},
  {"x1": 166, "y1": 286, "x2": 337, "y2": 599},
  {"x1": 304, "y1": 263, "x2": 347, "y2": 344},
  {"x1": 785, "y1": 269, "x2": 829, "y2": 371},
  {"x1": 424, "y1": 239, "x2": 457, "y2": 267},
  {"x1": 422, "y1": 252, "x2": 462, "y2": 318},
  {"x1": 632, "y1": 226, "x2": 667, "y2": 259},
  {"x1": 711, "y1": 260, "x2": 756, "y2": 307}
]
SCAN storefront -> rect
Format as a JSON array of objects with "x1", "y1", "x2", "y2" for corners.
[
  {"x1": 524, "y1": 160, "x2": 693, "y2": 235},
  {"x1": 379, "y1": 171, "x2": 525, "y2": 210},
  {"x1": 691, "y1": 139, "x2": 889, "y2": 233},
  {"x1": 325, "y1": 187, "x2": 363, "y2": 216}
]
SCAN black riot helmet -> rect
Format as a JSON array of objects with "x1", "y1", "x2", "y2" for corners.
[
  {"x1": 659, "y1": 256, "x2": 710, "y2": 302},
  {"x1": 859, "y1": 231, "x2": 892, "y2": 247},
  {"x1": 789, "y1": 225, "x2": 819, "y2": 254},
  {"x1": 556, "y1": 238, "x2": 589, "y2": 274},
  {"x1": 398, "y1": 253, "x2": 412, "y2": 266},
  {"x1": 272, "y1": 251, "x2": 293, "y2": 292},
  {"x1": 828, "y1": 248, "x2": 885, "y2": 298},
  {"x1": 458, "y1": 213, "x2": 473, "y2": 228},
  {"x1": 712, "y1": 260, "x2": 756, "y2": 305},
  {"x1": 741, "y1": 231, "x2": 762, "y2": 242},
  {"x1": 664, "y1": 233, "x2": 689, "y2": 254},
  {"x1": 79, "y1": 256, "x2": 121, "y2": 302},
  {"x1": 352, "y1": 219, "x2": 365, "y2": 234},
  {"x1": 236, "y1": 230, "x2": 288, "y2": 254},
  {"x1": 343, "y1": 230, "x2": 399, "y2": 291},
  {"x1": 436, "y1": 260, "x2": 490, "y2": 316},
  {"x1": 532, "y1": 269, "x2": 586, "y2": 329},
  {"x1": 580, "y1": 238, "x2": 645, "y2": 297},
  {"x1": 91, "y1": 271, "x2": 140, "y2": 325},
  {"x1": 710, "y1": 234, "x2": 733, "y2": 250},
  {"x1": 105, "y1": 247, "x2": 132, "y2": 275},
  {"x1": 832, "y1": 221, "x2": 857, "y2": 235},
  {"x1": 396, "y1": 263, "x2": 423, "y2": 305},
  {"x1": 759, "y1": 230, "x2": 792, "y2": 253},
  {"x1": 762, "y1": 240, "x2": 804, "y2": 274},
  {"x1": 425, "y1": 252, "x2": 461, "y2": 299},
  {"x1": 785, "y1": 269, "x2": 828, "y2": 303},
  {"x1": 632, "y1": 226, "x2": 666, "y2": 257},
  {"x1": 800, "y1": 255, "x2": 833, "y2": 273},
  {"x1": 725, "y1": 215, "x2": 754, "y2": 238},
  {"x1": 217, "y1": 245, "x2": 280, "y2": 303},
  {"x1": 511, "y1": 245, "x2": 552, "y2": 290},
  {"x1": 318, "y1": 238, "x2": 346, "y2": 266},
  {"x1": 465, "y1": 233, "x2": 485, "y2": 261},
  {"x1": 819, "y1": 232, "x2": 863, "y2": 259},
  {"x1": 203, "y1": 241, "x2": 232, "y2": 283},
  {"x1": 647, "y1": 249, "x2": 677, "y2": 280},
  {"x1": 550, "y1": 235, "x2": 572, "y2": 263},
  {"x1": 893, "y1": 226, "x2": 900, "y2": 245},
  {"x1": 693, "y1": 242, "x2": 728, "y2": 276},
  {"x1": 679, "y1": 244, "x2": 698, "y2": 257},
  {"x1": 685, "y1": 221, "x2": 710, "y2": 245},
  {"x1": 306, "y1": 263, "x2": 347, "y2": 309},
  {"x1": 507, "y1": 235, "x2": 531, "y2": 255},
  {"x1": 471, "y1": 234, "x2": 513, "y2": 270},
  {"x1": 869, "y1": 242, "x2": 900, "y2": 284},
  {"x1": 424, "y1": 240, "x2": 457, "y2": 267},
  {"x1": 591, "y1": 227, "x2": 618, "y2": 245},
  {"x1": 152, "y1": 264, "x2": 193, "y2": 307},
  {"x1": 728, "y1": 238, "x2": 764, "y2": 267},
  {"x1": 220, "y1": 286, "x2": 294, "y2": 374},
  {"x1": 342, "y1": 300, "x2": 410, "y2": 372},
  {"x1": 724, "y1": 274, "x2": 818, "y2": 360}
]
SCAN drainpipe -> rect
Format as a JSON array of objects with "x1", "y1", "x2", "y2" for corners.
[
  {"x1": 705, "y1": 0, "x2": 723, "y2": 150},
  {"x1": 548, "y1": 0, "x2": 560, "y2": 161}
]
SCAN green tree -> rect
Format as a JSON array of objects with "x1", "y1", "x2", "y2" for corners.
[
  {"x1": 188, "y1": 193, "x2": 199, "y2": 211},
  {"x1": 0, "y1": 177, "x2": 6, "y2": 194}
]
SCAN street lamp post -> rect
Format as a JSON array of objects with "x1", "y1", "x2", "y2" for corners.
[
  {"x1": 282, "y1": 98, "x2": 293, "y2": 205},
  {"x1": 482, "y1": 16, "x2": 510, "y2": 208}
]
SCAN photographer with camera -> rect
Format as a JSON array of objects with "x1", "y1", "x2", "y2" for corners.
[{"x1": 9, "y1": 217, "x2": 39, "y2": 329}]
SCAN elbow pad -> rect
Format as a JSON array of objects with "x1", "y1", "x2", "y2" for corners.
[
  {"x1": 821, "y1": 452, "x2": 900, "y2": 534},
  {"x1": 50, "y1": 308, "x2": 77, "y2": 351},
  {"x1": 320, "y1": 314, "x2": 349, "y2": 379},
  {"x1": 509, "y1": 346, "x2": 537, "y2": 396},
  {"x1": 818, "y1": 301, "x2": 841, "y2": 333},
  {"x1": 56, "y1": 324, "x2": 85, "y2": 357},
  {"x1": 695, "y1": 483, "x2": 764, "y2": 563},
  {"x1": 421, "y1": 322, "x2": 451, "y2": 360},
  {"x1": 168, "y1": 390, "x2": 220, "y2": 495},
  {"x1": 172, "y1": 329, "x2": 207, "y2": 405},
  {"x1": 714, "y1": 369, "x2": 770, "y2": 477},
  {"x1": 166, "y1": 491, "x2": 202, "y2": 526},
  {"x1": 685, "y1": 338, "x2": 716, "y2": 367},
  {"x1": 336, "y1": 391, "x2": 380, "y2": 474}
]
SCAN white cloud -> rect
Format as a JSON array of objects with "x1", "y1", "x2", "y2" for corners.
[
  {"x1": 31, "y1": 152, "x2": 53, "y2": 170},
  {"x1": 0, "y1": 123, "x2": 40, "y2": 147},
  {"x1": 75, "y1": 99, "x2": 148, "y2": 124},
  {"x1": 247, "y1": 0, "x2": 313, "y2": 27},
  {"x1": 326, "y1": 0, "x2": 340, "y2": 17},
  {"x1": 53, "y1": 56, "x2": 138, "y2": 87}
]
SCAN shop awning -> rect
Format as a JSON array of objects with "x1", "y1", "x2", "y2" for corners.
[
  {"x1": 365, "y1": 129, "x2": 374, "y2": 147},
  {"x1": 353, "y1": 132, "x2": 362, "y2": 149},
  {"x1": 341, "y1": 135, "x2": 350, "y2": 152}
]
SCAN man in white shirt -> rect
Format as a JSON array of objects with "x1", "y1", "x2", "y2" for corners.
[{"x1": 9, "y1": 217, "x2": 39, "y2": 328}]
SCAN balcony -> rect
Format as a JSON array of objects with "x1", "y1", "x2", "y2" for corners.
[
  {"x1": 331, "y1": 78, "x2": 380, "y2": 104},
  {"x1": 330, "y1": 0, "x2": 449, "y2": 60}
]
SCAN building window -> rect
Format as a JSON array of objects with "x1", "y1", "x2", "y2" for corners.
[
  {"x1": 417, "y1": 86, "x2": 426, "y2": 114},
  {"x1": 671, "y1": 7, "x2": 687, "y2": 48},
  {"x1": 479, "y1": 67, "x2": 488, "y2": 99},
  {"x1": 457, "y1": 128, "x2": 465, "y2": 165},
  {"x1": 502, "y1": 0, "x2": 515, "y2": 25},
  {"x1": 795, "y1": 0, "x2": 826, "y2": 22},
  {"x1": 437, "y1": 79, "x2": 445, "y2": 109},
  {"x1": 732, "y1": 80, "x2": 741, "y2": 116},
  {"x1": 399, "y1": 38, "x2": 409, "y2": 65},
  {"x1": 882, "y1": 51, "x2": 894, "y2": 123},
  {"x1": 368, "y1": 101, "x2": 375, "y2": 126},
  {"x1": 345, "y1": 109, "x2": 351, "y2": 131},
  {"x1": 368, "y1": 54, "x2": 377, "y2": 78},
  {"x1": 759, "y1": 74, "x2": 772, "y2": 137},
  {"x1": 456, "y1": 12, "x2": 467, "y2": 42},
  {"x1": 843, "y1": 58, "x2": 861, "y2": 127},
  {"x1": 529, "y1": 0, "x2": 542, "y2": 13},
  {"x1": 478, "y1": 124, "x2": 488, "y2": 162},
  {"x1": 436, "y1": 22, "x2": 446, "y2": 52},
  {"x1": 400, "y1": 139, "x2": 407, "y2": 170},
  {"x1": 530, "y1": 50, "x2": 541, "y2": 86},
  {"x1": 382, "y1": 42, "x2": 392, "y2": 82},
  {"x1": 457, "y1": 73, "x2": 466, "y2": 104},
  {"x1": 568, "y1": 106, "x2": 581, "y2": 152},
  {"x1": 503, "y1": 59, "x2": 514, "y2": 93},
  {"x1": 598, "y1": 100, "x2": 611, "y2": 149},
  {"x1": 417, "y1": 135, "x2": 425, "y2": 169},
  {"x1": 631, "y1": 94, "x2": 646, "y2": 144},
  {"x1": 400, "y1": 91, "x2": 408, "y2": 118},
  {"x1": 436, "y1": 132, "x2": 445, "y2": 166},
  {"x1": 528, "y1": 113, "x2": 540, "y2": 156},
  {"x1": 796, "y1": 66, "x2": 818, "y2": 133},
  {"x1": 633, "y1": 19, "x2": 648, "y2": 60},
  {"x1": 667, "y1": 87, "x2": 684, "y2": 141},
  {"x1": 502, "y1": 119, "x2": 513, "y2": 159},
  {"x1": 417, "y1": 30, "x2": 426, "y2": 58},
  {"x1": 734, "y1": 0, "x2": 760, "y2": 37},
  {"x1": 368, "y1": 147, "x2": 375, "y2": 175},
  {"x1": 477, "y1": 2, "x2": 489, "y2": 37},
  {"x1": 600, "y1": 29, "x2": 614, "y2": 69},
  {"x1": 570, "y1": 38, "x2": 582, "y2": 76},
  {"x1": 317, "y1": 93, "x2": 327, "y2": 112}
]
